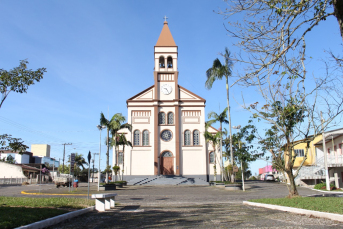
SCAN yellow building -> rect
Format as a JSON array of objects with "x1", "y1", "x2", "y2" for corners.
[
  {"x1": 288, "y1": 128, "x2": 343, "y2": 187},
  {"x1": 292, "y1": 135, "x2": 322, "y2": 168},
  {"x1": 31, "y1": 144, "x2": 51, "y2": 158}
]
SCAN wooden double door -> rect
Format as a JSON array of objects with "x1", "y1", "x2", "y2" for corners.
[{"x1": 160, "y1": 151, "x2": 174, "y2": 175}]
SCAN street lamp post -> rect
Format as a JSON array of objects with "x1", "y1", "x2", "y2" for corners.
[
  {"x1": 97, "y1": 125, "x2": 106, "y2": 191},
  {"x1": 233, "y1": 125, "x2": 245, "y2": 191}
]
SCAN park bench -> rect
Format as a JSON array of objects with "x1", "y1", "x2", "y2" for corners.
[{"x1": 91, "y1": 193, "x2": 117, "y2": 212}]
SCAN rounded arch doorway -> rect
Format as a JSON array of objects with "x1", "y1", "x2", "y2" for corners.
[{"x1": 160, "y1": 151, "x2": 174, "y2": 175}]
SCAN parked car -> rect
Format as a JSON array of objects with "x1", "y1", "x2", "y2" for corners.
[{"x1": 264, "y1": 174, "x2": 275, "y2": 181}]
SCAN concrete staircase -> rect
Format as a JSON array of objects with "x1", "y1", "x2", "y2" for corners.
[
  {"x1": 127, "y1": 176, "x2": 208, "y2": 186},
  {"x1": 294, "y1": 156, "x2": 326, "y2": 185}
]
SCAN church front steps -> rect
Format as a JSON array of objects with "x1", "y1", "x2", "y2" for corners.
[{"x1": 127, "y1": 176, "x2": 209, "y2": 186}]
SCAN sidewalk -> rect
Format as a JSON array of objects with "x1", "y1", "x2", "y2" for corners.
[{"x1": 43, "y1": 181, "x2": 343, "y2": 228}]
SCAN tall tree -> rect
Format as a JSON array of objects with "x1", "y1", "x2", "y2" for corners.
[
  {"x1": 204, "y1": 123, "x2": 222, "y2": 181},
  {"x1": 117, "y1": 133, "x2": 132, "y2": 181},
  {"x1": 219, "y1": 0, "x2": 343, "y2": 197},
  {"x1": 0, "y1": 134, "x2": 28, "y2": 154},
  {"x1": 231, "y1": 124, "x2": 261, "y2": 189},
  {"x1": 207, "y1": 108, "x2": 229, "y2": 181},
  {"x1": 100, "y1": 112, "x2": 132, "y2": 183},
  {"x1": 100, "y1": 112, "x2": 112, "y2": 183},
  {"x1": 206, "y1": 48, "x2": 234, "y2": 182},
  {"x1": 67, "y1": 153, "x2": 88, "y2": 176},
  {"x1": 0, "y1": 59, "x2": 46, "y2": 109},
  {"x1": 73, "y1": 153, "x2": 88, "y2": 170},
  {"x1": 109, "y1": 113, "x2": 132, "y2": 169}
]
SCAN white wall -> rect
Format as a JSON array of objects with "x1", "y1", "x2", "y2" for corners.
[
  {"x1": 0, "y1": 161, "x2": 26, "y2": 178},
  {"x1": 182, "y1": 148, "x2": 206, "y2": 175},
  {"x1": 131, "y1": 150, "x2": 154, "y2": 175}
]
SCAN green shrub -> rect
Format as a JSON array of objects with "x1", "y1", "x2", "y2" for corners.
[
  {"x1": 100, "y1": 181, "x2": 126, "y2": 186},
  {"x1": 314, "y1": 182, "x2": 336, "y2": 190},
  {"x1": 113, "y1": 165, "x2": 120, "y2": 175},
  {"x1": 314, "y1": 182, "x2": 326, "y2": 189}
]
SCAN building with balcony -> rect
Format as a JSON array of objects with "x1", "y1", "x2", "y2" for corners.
[{"x1": 290, "y1": 128, "x2": 343, "y2": 187}]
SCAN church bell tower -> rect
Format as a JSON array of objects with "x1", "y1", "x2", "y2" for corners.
[{"x1": 154, "y1": 20, "x2": 179, "y2": 101}]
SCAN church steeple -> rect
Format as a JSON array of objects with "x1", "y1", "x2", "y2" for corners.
[
  {"x1": 154, "y1": 19, "x2": 178, "y2": 72},
  {"x1": 153, "y1": 18, "x2": 179, "y2": 101},
  {"x1": 155, "y1": 21, "x2": 176, "y2": 47}
]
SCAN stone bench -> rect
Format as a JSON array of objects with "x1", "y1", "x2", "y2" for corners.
[{"x1": 91, "y1": 193, "x2": 117, "y2": 212}]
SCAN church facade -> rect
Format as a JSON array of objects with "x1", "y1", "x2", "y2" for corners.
[{"x1": 116, "y1": 21, "x2": 220, "y2": 181}]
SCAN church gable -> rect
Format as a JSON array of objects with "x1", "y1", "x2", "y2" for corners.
[
  {"x1": 127, "y1": 85, "x2": 154, "y2": 102},
  {"x1": 179, "y1": 86, "x2": 206, "y2": 102},
  {"x1": 207, "y1": 126, "x2": 219, "y2": 134}
]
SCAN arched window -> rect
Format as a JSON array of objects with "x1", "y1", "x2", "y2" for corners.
[
  {"x1": 159, "y1": 56, "x2": 165, "y2": 68},
  {"x1": 143, "y1": 130, "x2": 149, "y2": 146},
  {"x1": 184, "y1": 130, "x2": 191, "y2": 146},
  {"x1": 193, "y1": 130, "x2": 200, "y2": 145},
  {"x1": 209, "y1": 152, "x2": 214, "y2": 164},
  {"x1": 162, "y1": 151, "x2": 173, "y2": 157},
  {"x1": 159, "y1": 112, "x2": 166, "y2": 125},
  {"x1": 167, "y1": 56, "x2": 173, "y2": 68},
  {"x1": 118, "y1": 152, "x2": 123, "y2": 164},
  {"x1": 134, "y1": 130, "x2": 140, "y2": 146},
  {"x1": 167, "y1": 112, "x2": 174, "y2": 124}
]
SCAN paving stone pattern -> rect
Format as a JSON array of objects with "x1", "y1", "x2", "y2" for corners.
[{"x1": 45, "y1": 181, "x2": 343, "y2": 228}]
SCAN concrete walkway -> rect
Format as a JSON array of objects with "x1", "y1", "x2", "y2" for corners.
[{"x1": 44, "y1": 181, "x2": 343, "y2": 228}]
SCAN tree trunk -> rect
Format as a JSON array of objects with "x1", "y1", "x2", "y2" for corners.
[
  {"x1": 112, "y1": 134, "x2": 117, "y2": 180},
  {"x1": 122, "y1": 145, "x2": 125, "y2": 181},
  {"x1": 220, "y1": 122, "x2": 223, "y2": 181},
  {"x1": 225, "y1": 76, "x2": 234, "y2": 182},
  {"x1": 333, "y1": 0, "x2": 343, "y2": 41},
  {"x1": 286, "y1": 170, "x2": 299, "y2": 197},
  {"x1": 106, "y1": 128, "x2": 109, "y2": 183}
]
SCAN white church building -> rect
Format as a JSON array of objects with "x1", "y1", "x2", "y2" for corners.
[{"x1": 116, "y1": 21, "x2": 220, "y2": 182}]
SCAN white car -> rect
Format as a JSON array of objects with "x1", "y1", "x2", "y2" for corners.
[{"x1": 264, "y1": 174, "x2": 275, "y2": 181}]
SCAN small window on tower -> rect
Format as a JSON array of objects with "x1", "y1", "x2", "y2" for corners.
[
  {"x1": 167, "y1": 56, "x2": 173, "y2": 68},
  {"x1": 159, "y1": 56, "x2": 165, "y2": 68}
]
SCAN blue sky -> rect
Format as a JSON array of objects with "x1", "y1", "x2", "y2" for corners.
[{"x1": 0, "y1": 0, "x2": 341, "y2": 175}]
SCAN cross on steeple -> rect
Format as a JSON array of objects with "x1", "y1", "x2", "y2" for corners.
[{"x1": 163, "y1": 15, "x2": 168, "y2": 22}]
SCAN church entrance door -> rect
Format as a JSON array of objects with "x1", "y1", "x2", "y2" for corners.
[{"x1": 160, "y1": 151, "x2": 174, "y2": 175}]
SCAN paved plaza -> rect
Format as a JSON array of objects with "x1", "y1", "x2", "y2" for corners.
[{"x1": 2, "y1": 181, "x2": 343, "y2": 228}]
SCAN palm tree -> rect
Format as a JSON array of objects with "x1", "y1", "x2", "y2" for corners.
[
  {"x1": 67, "y1": 153, "x2": 88, "y2": 177},
  {"x1": 74, "y1": 153, "x2": 88, "y2": 170},
  {"x1": 100, "y1": 112, "x2": 132, "y2": 183},
  {"x1": 205, "y1": 47, "x2": 234, "y2": 182},
  {"x1": 204, "y1": 122, "x2": 222, "y2": 182},
  {"x1": 109, "y1": 113, "x2": 132, "y2": 168},
  {"x1": 207, "y1": 108, "x2": 229, "y2": 181},
  {"x1": 117, "y1": 133, "x2": 132, "y2": 181},
  {"x1": 100, "y1": 112, "x2": 112, "y2": 183}
]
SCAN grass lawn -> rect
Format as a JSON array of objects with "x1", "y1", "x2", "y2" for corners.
[
  {"x1": 0, "y1": 197, "x2": 94, "y2": 229},
  {"x1": 249, "y1": 197, "x2": 343, "y2": 214}
]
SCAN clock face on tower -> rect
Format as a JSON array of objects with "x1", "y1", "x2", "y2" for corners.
[
  {"x1": 161, "y1": 84, "x2": 172, "y2": 95},
  {"x1": 161, "y1": 130, "x2": 173, "y2": 141}
]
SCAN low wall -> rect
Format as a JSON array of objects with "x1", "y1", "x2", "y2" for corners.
[{"x1": 0, "y1": 162, "x2": 26, "y2": 178}]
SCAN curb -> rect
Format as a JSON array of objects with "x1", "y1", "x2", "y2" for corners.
[
  {"x1": 243, "y1": 201, "x2": 343, "y2": 222},
  {"x1": 16, "y1": 206, "x2": 95, "y2": 229},
  {"x1": 310, "y1": 189, "x2": 343, "y2": 194},
  {"x1": 21, "y1": 191, "x2": 88, "y2": 196}
]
